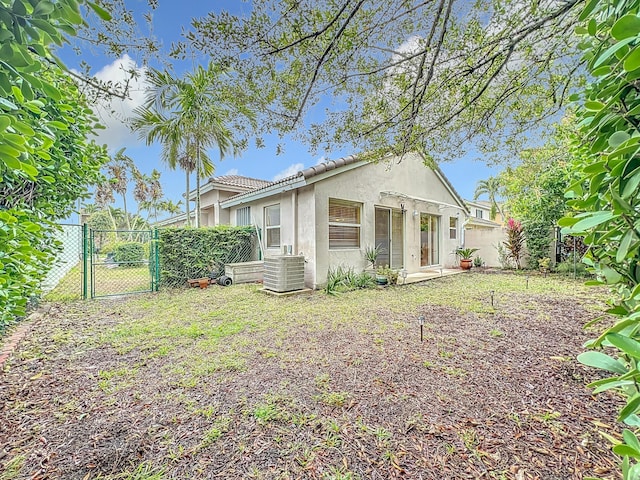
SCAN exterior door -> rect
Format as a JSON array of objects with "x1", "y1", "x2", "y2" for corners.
[
  {"x1": 420, "y1": 213, "x2": 440, "y2": 266},
  {"x1": 375, "y1": 207, "x2": 404, "y2": 269}
]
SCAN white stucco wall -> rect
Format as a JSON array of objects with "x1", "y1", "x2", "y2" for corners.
[
  {"x1": 220, "y1": 153, "x2": 468, "y2": 289},
  {"x1": 229, "y1": 192, "x2": 298, "y2": 258},
  {"x1": 309, "y1": 153, "x2": 466, "y2": 286},
  {"x1": 464, "y1": 227, "x2": 508, "y2": 267}
]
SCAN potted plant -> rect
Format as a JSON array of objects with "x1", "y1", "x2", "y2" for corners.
[
  {"x1": 538, "y1": 257, "x2": 550, "y2": 276},
  {"x1": 375, "y1": 265, "x2": 389, "y2": 285},
  {"x1": 364, "y1": 244, "x2": 381, "y2": 270},
  {"x1": 376, "y1": 265, "x2": 398, "y2": 285},
  {"x1": 456, "y1": 247, "x2": 479, "y2": 270}
]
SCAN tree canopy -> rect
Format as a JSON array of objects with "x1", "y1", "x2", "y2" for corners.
[{"x1": 180, "y1": 0, "x2": 585, "y2": 160}]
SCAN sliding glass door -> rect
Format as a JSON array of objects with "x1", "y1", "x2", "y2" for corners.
[
  {"x1": 420, "y1": 213, "x2": 439, "y2": 266},
  {"x1": 375, "y1": 207, "x2": 404, "y2": 269}
]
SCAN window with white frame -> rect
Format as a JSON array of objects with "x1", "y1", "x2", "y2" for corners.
[
  {"x1": 329, "y1": 198, "x2": 361, "y2": 249},
  {"x1": 236, "y1": 206, "x2": 251, "y2": 226},
  {"x1": 264, "y1": 204, "x2": 281, "y2": 248},
  {"x1": 449, "y1": 216, "x2": 458, "y2": 240}
]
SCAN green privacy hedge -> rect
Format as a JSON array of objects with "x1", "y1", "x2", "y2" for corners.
[{"x1": 158, "y1": 226, "x2": 257, "y2": 287}]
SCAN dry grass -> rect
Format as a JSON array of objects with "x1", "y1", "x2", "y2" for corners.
[{"x1": 0, "y1": 273, "x2": 622, "y2": 479}]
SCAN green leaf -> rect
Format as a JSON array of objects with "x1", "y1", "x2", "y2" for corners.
[
  {"x1": 607, "y1": 333, "x2": 640, "y2": 360},
  {"x1": 593, "y1": 379, "x2": 635, "y2": 393},
  {"x1": 624, "y1": 46, "x2": 640, "y2": 72},
  {"x1": 611, "y1": 15, "x2": 640, "y2": 41},
  {"x1": 0, "y1": 97, "x2": 18, "y2": 110},
  {"x1": 46, "y1": 121, "x2": 68, "y2": 130},
  {"x1": 578, "y1": 351, "x2": 627, "y2": 374},
  {"x1": 87, "y1": 1, "x2": 112, "y2": 21},
  {"x1": 585, "y1": 101, "x2": 605, "y2": 111},
  {"x1": 624, "y1": 429, "x2": 640, "y2": 451},
  {"x1": 619, "y1": 394, "x2": 640, "y2": 422},
  {"x1": 1, "y1": 155, "x2": 21, "y2": 170},
  {"x1": 0, "y1": 115, "x2": 10, "y2": 131},
  {"x1": 613, "y1": 444, "x2": 640, "y2": 459},
  {"x1": 617, "y1": 230, "x2": 636, "y2": 262},
  {"x1": 570, "y1": 211, "x2": 615, "y2": 232},
  {"x1": 610, "y1": 131, "x2": 631, "y2": 148},
  {"x1": 593, "y1": 37, "x2": 635, "y2": 69},
  {"x1": 579, "y1": 0, "x2": 600, "y2": 21},
  {"x1": 20, "y1": 162, "x2": 38, "y2": 178},
  {"x1": 621, "y1": 171, "x2": 640, "y2": 199},
  {"x1": 33, "y1": 1, "x2": 55, "y2": 16}
]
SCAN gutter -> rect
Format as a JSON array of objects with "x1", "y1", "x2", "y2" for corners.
[{"x1": 220, "y1": 175, "x2": 307, "y2": 208}]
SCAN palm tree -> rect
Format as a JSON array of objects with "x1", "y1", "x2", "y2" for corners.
[
  {"x1": 131, "y1": 62, "x2": 246, "y2": 227},
  {"x1": 474, "y1": 176, "x2": 502, "y2": 221}
]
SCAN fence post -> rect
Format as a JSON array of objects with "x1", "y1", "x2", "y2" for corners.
[
  {"x1": 82, "y1": 223, "x2": 88, "y2": 300},
  {"x1": 154, "y1": 228, "x2": 160, "y2": 291}
]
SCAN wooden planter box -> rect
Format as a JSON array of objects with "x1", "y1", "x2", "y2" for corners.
[{"x1": 225, "y1": 261, "x2": 264, "y2": 284}]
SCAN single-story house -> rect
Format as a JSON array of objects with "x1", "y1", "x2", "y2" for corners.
[{"x1": 169, "y1": 152, "x2": 475, "y2": 288}]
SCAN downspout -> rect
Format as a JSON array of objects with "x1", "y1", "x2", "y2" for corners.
[
  {"x1": 461, "y1": 210, "x2": 470, "y2": 248},
  {"x1": 291, "y1": 190, "x2": 298, "y2": 254}
]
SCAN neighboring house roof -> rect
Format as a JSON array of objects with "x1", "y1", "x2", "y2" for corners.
[
  {"x1": 220, "y1": 153, "x2": 469, "y2": 212},
  {"x1": 466, "y1": 199, "x2": 496, "y2": 210},
  {"x1": 153, "y1": 211, "x2": 196, "y2": 227},
  {"x1": 466, "y1": 216, "x2": 502, "y2": 229},
  {"x1": 188, "y1": 174, "x2": 273, "y2": 199},
  {"x1": 209, "y1": 175, "x2": 272, "y2": 190}
]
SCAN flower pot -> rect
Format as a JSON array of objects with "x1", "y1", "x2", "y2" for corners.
[
  {"x1": 460, "y1": 259, "x2": 473, "y2": 270},
  {"x1": 376, "y1": 274, "x2": 388, "y2": 285}
]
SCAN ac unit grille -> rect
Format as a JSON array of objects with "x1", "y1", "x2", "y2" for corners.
[{"x1": 263, "y1": 255, "x2": 305, "y2": 292}]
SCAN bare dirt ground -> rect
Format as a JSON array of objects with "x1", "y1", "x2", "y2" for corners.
[{"x1": 0, "y1": 273, "x2": 623, "y2": 479}]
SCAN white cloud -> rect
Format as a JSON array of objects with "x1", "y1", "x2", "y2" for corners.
[
  {"x1": 89, "y1": 55, "x2": 147, "y2": 150},
  {"x1": 273, "y1": 163, "x2": 304, "y2": 181},
  {"x1": 315, "y1": 156, "x2": 327, "y2": 165},
  {"x1": 222, "y1": 168, "x2": 239, "y2": 176}
]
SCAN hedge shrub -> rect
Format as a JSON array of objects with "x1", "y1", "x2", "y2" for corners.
[
  {"x1": 158, "y1": 226, "x2": 256, "y2": 287},
  {"x1": 113, "y1": 242, "x2": 145, "y2": 267}
]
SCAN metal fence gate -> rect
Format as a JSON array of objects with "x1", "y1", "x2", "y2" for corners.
[{"x1": 85, "y1": 227, "x2": 159, "y2": 299}]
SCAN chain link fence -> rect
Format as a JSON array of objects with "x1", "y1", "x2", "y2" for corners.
[
  {"x1": 45, "y1": 225, "x2": 261, "y2": 298},
  {"x1": 42, "y1": 224, "x2": 84, "y2": 300},
  {"x1": 157, "y1": 227, "x2": 260, "y2": 287},
  {"x1": 89, "y1": 229, "x2": 157, "y2": 298}
]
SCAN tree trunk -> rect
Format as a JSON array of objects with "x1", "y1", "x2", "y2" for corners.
[
  {"x1": 195, "y1": 140, "x2": 201, "y2": 228},
  {"x1": 185, "y1": 168, "x2": 191, "y2": 227},
  {"x1": 122, "y1": 194, "x2": 131, "y2": 231}
]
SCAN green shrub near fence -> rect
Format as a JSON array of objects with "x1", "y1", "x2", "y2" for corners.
[
  {"x1": 158, "y1": 226, "x2": 256, "y2": 287},
  {"x1": 113, "y1": 242, "x2": 146, "y2": 267}
]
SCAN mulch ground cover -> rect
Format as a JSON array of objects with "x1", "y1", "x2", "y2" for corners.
[{"x1": 0, "y1": 274, "x2": 624, "y2": 479}]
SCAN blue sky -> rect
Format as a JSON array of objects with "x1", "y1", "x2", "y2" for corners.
[{"x1": 58, "y1": 1, "x2": 503, "y2": 220}]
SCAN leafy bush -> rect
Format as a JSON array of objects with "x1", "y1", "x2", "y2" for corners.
[
  {"x1": 495, "y1": 243, "x2": 514, "y2": 269},
  {"x1": 473, "y1": 256, "x2": 483, "y2": 268},
  {"x1": 554, "y1": 254, "x2": 590, "y2": 278},
  {"x1": 113, "y1": 242, "x2": 145, "y2": 267},
  {"x1": 326, "y1": 266, "x2": 375, "y2": 294},
  {"x1": 0, "y1": 1, "x2": 108, "y2": 330},
  {"x1": 158, "y1": 227, "x2": 256, "y2": 287}
]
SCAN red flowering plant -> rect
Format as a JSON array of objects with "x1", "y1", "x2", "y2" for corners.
[{"x1": 504, "y1": 218, "x2": 525, "y2": 269}]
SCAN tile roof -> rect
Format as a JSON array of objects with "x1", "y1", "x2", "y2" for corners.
[{"x1": 209, "y1": 175, "x2": 272, "y2": 190}]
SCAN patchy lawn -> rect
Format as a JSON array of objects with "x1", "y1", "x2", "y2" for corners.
[
  {"x1": 45, "y1": 263, "x2": 152, "y2": 302},
  {"x1": 0, "y1": 273, "x2": 623, "y2": 479}
]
